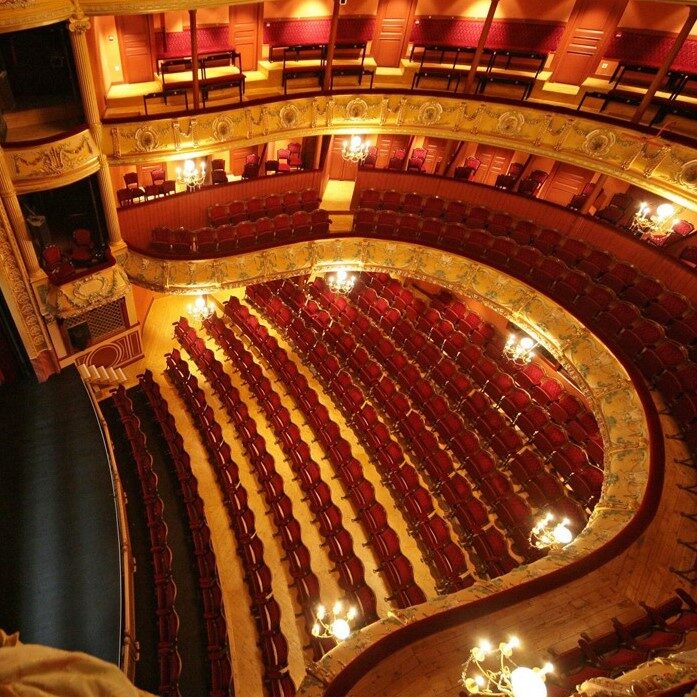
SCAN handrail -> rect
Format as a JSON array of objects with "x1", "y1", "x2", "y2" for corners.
[{"x1": 81, "y1": 377, "x2": 138, "y2": 681}]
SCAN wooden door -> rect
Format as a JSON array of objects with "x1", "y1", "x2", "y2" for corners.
[
  {"x1": 229, "y1": 4, "x2": 261, "y2": 72},
  {"x1": 372, "y1": 0, "x2": 417, "y2": 67},
  {"x1": 374, "y1": 134, "x2": 410, "y2": 169},
  {"x1": 473, "y1": 145, "x2": 512, "y2": 186},
  {"x1": 421, "y1": 137, "x2": 447, "y2": 174},
  {"x1": 542, "y1": 163, "x2": 589, "y2": 206},
  {"x1": 116, "y1": 14, "x2": 154, "y2": 84},
  {"x1": 550, "y1": 0, "x2": 628, "y2": 85},
  {"x1": 231, "y1": 146, "x2": 259, "y2": 176},
  {"x1": 327, "y1": 137, "x2": 359, "y2": 180}
]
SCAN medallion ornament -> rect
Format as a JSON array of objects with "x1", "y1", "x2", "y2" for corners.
[
  {"x1": 496, "y1": 111, "x2": 525, "y2": 136},
  {"x1": 582, "y1": 129, "x2": 617, "y2": 158},
  {"x1": 417, "y1": 101, "x2": 443, "y2": 126},
  {"x1": 211, "y1": 115, "x2": 234, "y2": 143},
  {"x1": 678, "y1": 159, "x2": 697, "y2": 188},
  {"x1": 134, "y1": 127, "x2": 158, "y2": 153},
  {"x1": 346, "y1": 98, "x2": 369, "y2": 120},
  {"x1": 279, "y1": 104, "x2": 300, "y2": 130}
]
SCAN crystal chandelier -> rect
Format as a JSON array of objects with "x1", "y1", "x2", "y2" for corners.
[
  {"x1": 461, "y1": 637, "x2": 553, "y2": 697},
  {"x1": 530, "y1": 513, "x2": 574, "y2": 550},
  {"x1": 503, "y1": 334, "x2": 537, "y2": 364},
  {"x1": 176, "y1": 159, "x2": 206, "y2": 190},
  {"x1": 187, "y1": 294, "x2": 215, "y2": 322},
  {"x1": 326, "y1": 268, "x2": 356, "y2": 294},
  {"x1": 311, "y1": 601, "x2": 358, "y2": 642},
  {"x1": 341, "y1": 135, "x2": 370, "y2": 163},
  {"x1": 630, "y1": 201, "x2": 676, "y2": 237}
]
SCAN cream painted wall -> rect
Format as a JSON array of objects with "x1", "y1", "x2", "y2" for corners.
[
  {"x1": 618, "y1": 0, "x2": 695, "y2": 36},
  {"x1": 414, "y1": 0, "x2": 573, "y2": 20},
  {"x1": 264, "y1": 0, "x2": 376, "y2": 19},
  {"x1": 93, "y1": 15, "x2": 122, "y2": 90}
]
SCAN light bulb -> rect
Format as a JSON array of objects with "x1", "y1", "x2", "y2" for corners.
[
  {"x1": 656, "y1": 203, "x2": 675, "y2": 220},
  {"x1": 347, "y1": 606, "x2": 358, "y2": 620},
  {"x1": 510, "y1": 666, "x2": 547, "y2": 697},
  {"x1": 331, "y1": 618, "x2": 351, "y2": 641},
  {"x1": 479, "y1": 639, "x2": 492, "y2": 653},
  {"x1": 350, "y1": 135, "x2": 361, "y2": 149},
  {"x1": 316, "y1": 604, "x2": 326, "y2": 620},
  {"x1": 194, "y1": 296, "x2": 206, "y2": 309},
  {"x1": 519, "y1": 337, "x2": 535, "y2": 350},
  {"x1": 552, "y1": 523, "x2": 573, "y2": 545},
  {"x1": 333, "y1": 600, "x2": 343, "y2": 615},
  {"x1": 311, "y1": 622, "x2": 321, "y2": 637}
]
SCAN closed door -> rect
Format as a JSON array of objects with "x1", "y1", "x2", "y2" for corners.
[
  {"x1": 327, "y1": 137, "x2": 359, "y2": 180},
  {"x1": 551, "y1": 0, "x2": 628, "y2": 85},
  {"x1": 421, "y1": 137, "x2": 447, "y2": 174},
  {"x1": 474, "y1": 145, "x2": 512, "y2": 186},
  {"x1": 374, "y1": 134, "x2": 410, "y2": 169},
  {"x1": 116, "y1": 14, "x2": 153, "y2": 84},
  {"x1": 542, "y1": 163, "x2": 589, "y2": 206},
  {"x1": 372, "y1": 0, "x2": 417, "y2": 67},
  {"x1": 229, "y1": 4, "x2": 261, "y2": 72},
  {"x1": 231, "y1": 146, "x2": 259, "y2": 176}
]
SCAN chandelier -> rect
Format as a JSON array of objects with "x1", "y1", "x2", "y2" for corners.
[
  {"x1": 630, "y1": 201, "x2": 676, "y2": 237},
  {"x1": 461, "y1": 637, "x2": 553, "y2": 697},
  {"x1": 341, "y1": 135, "x2": 370, "y2": 163},
  {"x1": 187, "y1": 294, "x2": 215, "y2": 322},
  {"x1": 503, "y1": 334, "x2": 537, "y2": 364},
  {"x1": 176, "y1": 159, "x2": 206, "y2": 190},
  {"x1": 326, "y1": 268, "x2": 356, "y2": 294},
  {"x1": 530, "y1": 513, "x2": 574, "y2": 550},
  {"x1": 311, "y1": 601, "x2": 358, "y2": 642}
]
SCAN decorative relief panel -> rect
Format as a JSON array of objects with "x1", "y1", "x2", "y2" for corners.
[
  {"x1": 0, "y1": 0, "x2": 69, "y2": 33},
  {"x1": 5, "y1": 129, "x2": 100, "y2": 193},
  {"x1": 123, "y1": 237, "x2": 651, "y2": 697},
  {"x1": 104, "y1": 93, "x2": 697, "y2": 209}
]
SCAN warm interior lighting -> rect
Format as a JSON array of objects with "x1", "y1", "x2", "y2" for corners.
[
  {"x1": 461, "y1": 637, "x2": 553, "y2": 697},
  {"x1": 530, "y1": 513, "x2": 574, "y2": 550},
  {"x1": 503, "y1": 334, "x2": 537, "y2": 364},
  {"x1": 311, "y1": 600, "x2": 358, "y2": 641},
  {"x1": 187, "y1": 294, "x2": 214, "y2": 322},
  {"x1": 176, "y1": 158, "x2": 206, "y2": 190},
  {"x1": 341, "y1": 135, "x2": 371, "y2": 163},
  {"x1": 631, "y1": 201, "x2": 676, "y2": 237},
  {"x1": 326, "y1": 268, "x2": 356, "y2": 294}
]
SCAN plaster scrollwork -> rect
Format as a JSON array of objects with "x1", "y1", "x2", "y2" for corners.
[
  {"x1": 0, "y1": 0, "x2": 33, "y2": 6},
  {"x1": 678, "y1": 159, "x2": 697, "y2": 189},
  {"x1": 134, "y1": 126, "x2": 159, "y2": 153},
  {"x1": 11, "y1": 134, "x2": 95, "y2": 179},
  {"x1": 279, "y1": 104, "x2": 301, "y2": 130},
  {"x1": 68, "y1": 13, "x2": 90, "y2": 33},
  {"x1": 582, "y1": 129, "x2": 617, "y2": 158},
  {"x1": 211, "y1": 115, "x2": 234, "y2": 143}
]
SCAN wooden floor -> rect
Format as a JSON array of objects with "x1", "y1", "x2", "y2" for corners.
[{"x1": 0, "y1": 368, "x2": 121, "y2": 664}]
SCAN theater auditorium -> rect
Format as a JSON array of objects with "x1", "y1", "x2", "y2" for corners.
[{"x1": 0, "y1": 0, "x2": 696, "y2": 695}]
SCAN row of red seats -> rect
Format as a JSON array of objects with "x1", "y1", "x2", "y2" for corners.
[
  {"x1": 307, "y1": 276, "x2": 546, "y2": 562},
  {"x1": 139, "y1": 370, "x2": 233, "y2": 697},
  {"x1": 352, "y1": 276, "x2": 589, "y2": 523},
  {"x1": 208, "y1": 189, "x2": 321, "y2": 226},
  {"x1": 357, "y1": 188, "x2": 469, "y2": 222},
  {"x1": 365, "y1": 276, "x2": 605, "y2": 470},
  {"x1": 253, "y1": 279, "x2": 478, "y2": 590},
  {"x1": 164, "y1": 353, "x2": 295, "y2": 697},
  {"x1": 150, "y1": 209, "x2": 331, "y2": 257},
  {"x1": 201, "y1": 312, "x2": 379, "y2": 629},
  {"x1": 546, "y1": 589, "x2": 697, "y2": 696},
  {"x1": 223, "y1": 294, "x2": 427, "y2": 609},
  {"x1": 110, "y1": 386, "x2": 183, "y2": 697},
  {"x1": 352, "y1": 275, "x2": 603, "y2": 512},
  {"x1": 174, "y1": 319, "x2": 336, "y2": 658}
]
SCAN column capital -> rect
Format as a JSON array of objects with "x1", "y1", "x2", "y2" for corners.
[{"x1": 68, "y1": 13, "x2": 91, "y2": 34}]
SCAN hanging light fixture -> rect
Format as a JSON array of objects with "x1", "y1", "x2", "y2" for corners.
[
  {"x1": 503, "y1": 334, "x2": 537, "y2": 364},
  {"x1": 187, "y1": 294, "x2": 215, "y2": 322},
  {"x1": 530, "y1": 513, "x2": 574, "y2": 550},
  {"x1": 326, "y1": 268, "x2": 356, "y2": 294},
  {"x1": 341, "y1": 135, "x2": 371, "y2": 163},
  {"x1": 630, "y1": 201, "x2": 676, "y2": 237},
  {"x1": 311, "y1": 601, "x2": 358, "y2": 642},
  {"x1": 461, "y1": 637, "x2": 553, "y2": 697},
  {"x1": 176, "y1": 159, "x2": 206, "y2": 190}
]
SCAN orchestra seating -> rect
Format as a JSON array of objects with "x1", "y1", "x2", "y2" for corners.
[
  {"x1": 164, "y1": 350, "x2": 296, "y2": 697},
  {"x1": 207, "y1": 189, "x2": 321, "y2": 226}
]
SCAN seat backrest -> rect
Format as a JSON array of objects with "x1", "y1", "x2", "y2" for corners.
[
  {"x1": 392, "y1": 148, "x2": 406, "y2": 161},
  {"x1": 287, "y1": 142, "x2": 301, "y2": 154},
  {"x1": 530, "y1": 169, "x2": 548, "y2": 183},
  {"x1": 42, "y1": 244, "x2": 62, "y2": 266},
  {"x1": 123, "y1": 172, "x2": 140, "y2": 188},
  {"x1": 508, "y1": 161, "x2": 524, "y2": 176},
  {"x1": 265, "y1": 160, "x2": 279, "y2": 173},
  {"x1": 410, "y1": 147, "x2": 427, "y2": 160},
  {"x1": 73, "y1": 228, "x2": 92, "y2": 246},
  {"x1": 211, "y1": 169, "x2": 228, "y2": 184},
  {"x1": 211, "y1": 158, "x2": 225, "y2": 171},
  {"x1": 245, "y1": 153, "x2": 260, "y2": 164},
  {"x1": 465, "y1": 156, "x2": 480, "y2": 169},
  {"x1": 151, "y1": 169, "x2": 165, "y2": 185}
]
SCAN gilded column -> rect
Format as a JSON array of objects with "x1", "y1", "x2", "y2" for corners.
[
  {"x1": 0, "y1": 147, "x2": 42, "y2": 277},
  {"x1": 68, "y1": 11, "x2": 124, "y2": 248}
]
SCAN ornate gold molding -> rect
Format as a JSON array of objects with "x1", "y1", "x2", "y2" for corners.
[
  {"x1": 5, "y1": 129, "x2": 101, "y2": 193},
  {"x1": 0, "y1": 0, "x2": 70, "y2": 34},
  {"x1": 105, "y1": 93, "x2": 697, "y2": 210}
]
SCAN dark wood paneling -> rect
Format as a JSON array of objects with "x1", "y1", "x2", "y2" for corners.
[
  {"x1": 117, "y1": 14, "x2": 154, "y2": 84},
  {"x1": 372, "y1": 0, "x2": 417, "y2": 67},
  {"x1": 229, "y1": 3, "x2": 261, "y2": 71},
  {"x1": 473, "y1": 144, "x2": 512, "y2": 186}
]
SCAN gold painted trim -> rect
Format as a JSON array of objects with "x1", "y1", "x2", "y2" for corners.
[{"x1": 105, "y1": 94, "x2": 697, "y2": 210}]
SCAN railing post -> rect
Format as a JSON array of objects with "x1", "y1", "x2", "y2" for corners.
[{"x1": 462, "y1": 0, "x2": 499, "y2": 95}]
